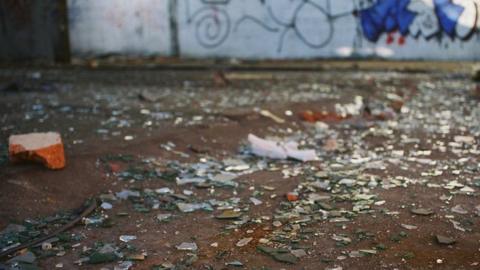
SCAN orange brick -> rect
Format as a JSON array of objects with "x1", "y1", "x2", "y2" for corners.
[
  {"x1": 286, "y1": 192, "x2": 299, "y2": 202},
  {"x1": 9, "y1": 132, "x2": 66, "y2": 170}
]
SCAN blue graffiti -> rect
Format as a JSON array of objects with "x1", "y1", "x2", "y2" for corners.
[
  {"x1": 360, "y1": 0, "x2": 415, "y2": 42},
  {"x1": 434, "y1": 0, "x2": 464, "y2": 37},
  {"x1": 360, "y1": 0, "x2": 467, "y2": 42}
]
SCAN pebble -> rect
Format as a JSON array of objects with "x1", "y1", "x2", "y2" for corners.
[
  {"x1": 451, "y1": 205, "x2": 468, "y2": 214},
  {"x1": 291, "y1": 249, "x2": 307, "y2": 258},
  {"x1": 273, "y1": 221, "x2": 282, "y2": 227},
  {"x1": 216, "y1": 209, "x2": 242, "y2": 219},
  {"x1": 436, "y1": 235, "x2": 456, "y2": 245},
  {"x1": 176, "y1": 242, "x2": 198, "y2": 251},
  {"x1": 119, "y1": 235, "x2": 137, "y2": 243},
  {"x1": 410, "y1": 208, "x2": 434, "y2": 216},
  {"x1": 236, "y1": 237, "x2": 253, "y2": 247},
  {"x1": 101, "y1": 202, "x2": 113, "y2": 210}
]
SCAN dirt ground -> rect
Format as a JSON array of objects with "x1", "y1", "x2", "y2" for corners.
[{"x1": 0, "y1": 62, "x2": 479, "y2": 270}]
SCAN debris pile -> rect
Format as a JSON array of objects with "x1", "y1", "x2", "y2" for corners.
[{"x1": 1, "y1": 68, "x2": 479, "y2": 269}]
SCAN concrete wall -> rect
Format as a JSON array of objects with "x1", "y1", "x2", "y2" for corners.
[
  {"x1": 68, "y1": 0, "x2": 480, "y2": 60},
  {"x1": 68, "y1": 0, "x2": 172, "y2": 56}
]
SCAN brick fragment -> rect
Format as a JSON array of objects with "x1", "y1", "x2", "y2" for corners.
[
  {"x1": 286, "y1": 192, "x2": 299, "y2": 202},
  {"x1": 9, "y1": 132, "x2": 66, "y2": 170}
]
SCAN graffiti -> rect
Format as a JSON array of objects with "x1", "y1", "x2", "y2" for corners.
[
  {"x1": 408, "y1": 0, "x2": 442, "y2": 38},
  {"x1": 408, "y1": 0, "x2": 479, "y2": 39},
  {"x1": 359, "y1": 0, "x2": 416, "y2": 42},
  {"x1": 184, "y1": 0, "x2": 480, "y2": 51},
  {"x1": 236, "y1": 0, "x2": 339, "y2": 52},
  {"x1": 185, "y1": 0, "x2": 356, "y2": 51},
  {"x1": 361, "y1": 0, "x2": 479, "y2": 42},
  {"x1": 233, "y1": 0, "x2": 384, "y2": 52},
  {"x1": 185, "y1": 0, "x2": 231, "y2": 48}
]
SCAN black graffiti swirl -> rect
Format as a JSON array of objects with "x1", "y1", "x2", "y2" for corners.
[
  {"x1": 235, "y1": 0, "x2": 345, "y2": 52},
  {"x1": 189, "y1": 6, "x2": 231, "y2": 49}
]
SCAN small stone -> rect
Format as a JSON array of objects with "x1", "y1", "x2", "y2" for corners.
[
  {"x1": 338, "y1": 178, "x2": 356, "y2": 187},
  {"x1": 157, "y1": 213, "x2": 172, "y2": 222},
  {"x1": 101, "y1": 202, "x2": 113, "y2": 210},
  {"x1": 257, "y1": 245, "x2": 298, "y2": 264},
  {"x1": 42, "y1": 242, "x2": 53, "y2": 250},
  {"x1": 262, "y1": 185, "x2": 276, "y2": 191},
  {"x1": 98, "y1": 244, "x2": 116, "y2": 254},
  {"x1": 410, "y1": 208, "x2": 434, "y2": 216},
  {"x1": 311, "y1": 180, "x2": 330, "y2": 191},
  {"x1": 176, "y1": 242, "x2": 198, "y2": 251},
  {"x1": 454, "y1": 135, "x2": 475, "y2": 144},
  {"x1": 451, "y1": 205, "x2": 468, "y2": 214},
  {"x1": 368, "y1": 180, "x2": 378, "y2": 188},
  {"x1": 226, "y1": 260, "x2": 244, "y2": 267},
  {"x1": 257, "y1": 245, "x2": 278, "y2": 254},
  {"x1": 177, "y1": 202, "x2": 211, "y2": 213},
  {"x1": 359, "y1": 249, "x2": 377, "y2": 255},
  {"x1": 116, "y1": 189, "x2": 140, "y2": 200},
  {"x1": 126, "y1": 253, "x2": 145, "y2": 261},
  {"x1": 258, "y1": 238, "x2": 269, "y2": 244},
  {"x1": 326, "y1": 267, "x2": 343, "y2": 270},
  {"x1": 436, "y1": 235, "x2": 456, "y2": 245},
  {"x1": 119, "y1": 235, "x2": 137, "y2": 243},
  {"x1": 401, "y1": 224, "x2": 418, "y2": 230},
  {"x1": 291, "y1": 249, "x2": 307, "y2": 258},
  {"x1": 374, "y1": 200, "x2": 385, "y2": 206},
  {"x1": 318, "y1": 202, "x2": 333, "y2": 211},
  {"x1": 183, "y1": 189, "x2": 194, "y2": 196},
  {"x1": 236, "y1": 237, "x2": 253, "y2": 247},
  {"x1": 176, "y1": 177, "x2": 206, "y2": 185},
  {"x1": 155, "y1": 187, "x2": 173, "y2": 194},
  {"x1": 9, "y1": 132, "x2": 66, "y2": 169},
  {"x1": 273, "y1": 221, "x2": 282, "y2": 227},
  {"x1": 160, "y1": 262, "x2": 175, "y2": 269},
  {"x1": 459, "y1": 186, "x2": 475, "y2": 193},
  {"x1": 308, "y1": 193, "x2": 330, "y2": 202},
  {"x1": 250, "y1": 197, "x2": 263, "y2": 206},
  {"x1": 450, "y1": 220, "x2": 466, "y2": 232},
  {"x1": 216, "y1": 210, "x2": 242, "y2": 219},
  {"x1": 272, "y1": 252, "x2": 299, "y2": 264},
  {"x1": 116, "y1": 261, "x2": 134, "y2": 270}
]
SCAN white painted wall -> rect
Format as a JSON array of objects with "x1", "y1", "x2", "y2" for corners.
[
  {"x1": 68, "y1": 0, "x2": 172, "y2": 56},
  {"x1": 68, "y1": 0, "x2": 480, "y2": 60}
]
